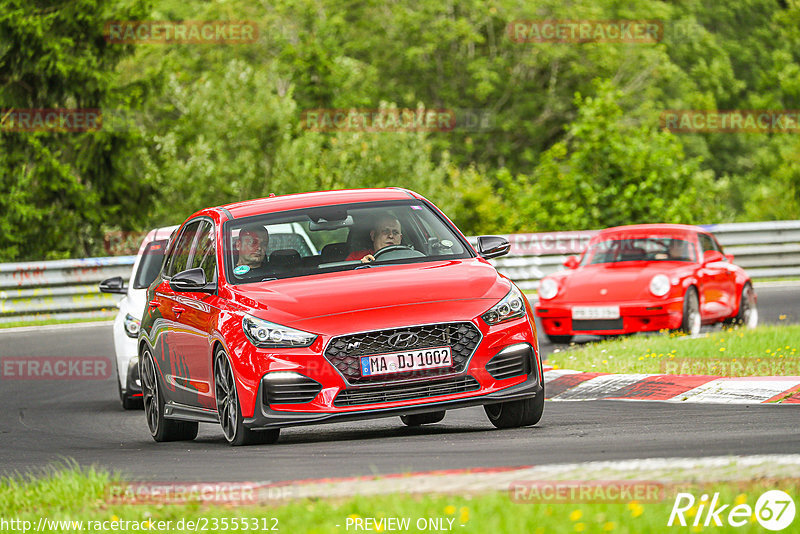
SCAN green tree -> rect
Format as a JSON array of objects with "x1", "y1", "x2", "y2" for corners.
[
  {"x1": 501, "y1": 81, "x2": 721, "y2": 231},
  {"x1": 0, "y1": 0, "x2": 151, "y2": 261}
]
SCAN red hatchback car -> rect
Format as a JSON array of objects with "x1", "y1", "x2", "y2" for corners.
[
  {"x1": 139, "y1": 189, "x2": 543, "y2": 445},
  {"x1": 535, "y1": 224, "x2": 757, "y2": 344}
]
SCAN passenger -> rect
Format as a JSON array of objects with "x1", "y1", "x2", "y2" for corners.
[
  {"x1": 347, "y1": 215, "x2": 402, "y2": 263},
  {"x1": 233, "y1": 224, "x2": 269, "y2": 275}
]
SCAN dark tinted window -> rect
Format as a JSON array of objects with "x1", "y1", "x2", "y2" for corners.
[
  {"x1": 189, "y1": 221, "x2": 217, "y2": 281},
  {"x1": 165, "y1": 220, "x2": 202, "y2": 277},
  {"x1": 133, "y1": 240, "x2": 168, "y2": 289},
  {"x1": 698, "y1": 233, "x2": 720, "y2": 253}
]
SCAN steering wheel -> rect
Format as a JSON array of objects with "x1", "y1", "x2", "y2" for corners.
[{"x1": 372, "y1": 245, "x2": 425, "y2": 261}]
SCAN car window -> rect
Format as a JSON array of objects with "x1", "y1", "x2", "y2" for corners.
[
  {"x1": 189, "y1": 220, "x2": 217, "y2": 282},
  {"x1": 225, "y1": 200, "x2": 471, "y2": 283},
  {"x1": 164, "y1": 220, "x2": 202, "y2": 277},
  {"x1": 698, "y1": 233, "x2": 721, "y2": 253},
  {"x1": 582, "y1": 237, "x2": 696, "y2": 265},
  {"x1": 133, "y1": 240, "x2": 168, "y2": 289}
]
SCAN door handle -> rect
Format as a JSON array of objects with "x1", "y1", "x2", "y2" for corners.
[
  {"x1": 172, "y1": 305, "x2": 186, "y2": 317},
  {"x1": 148, "y1": 300, "x2": 161, "y2": 308}
]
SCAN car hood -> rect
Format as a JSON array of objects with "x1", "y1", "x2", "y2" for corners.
[
  {"x1": 125, "y1": 288, "x2": 148, "y2": 320},
  {"x1": 226, "y1": 259, "x2": 510, "y2": 331},
  {"x1": 550, "y1": 262, "x2": 692, "y2": 303}
]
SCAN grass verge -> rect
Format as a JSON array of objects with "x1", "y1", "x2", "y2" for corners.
[
  {"x1": 1, "y1": 466, "x2": 797, "y2": 533},
  {"x1": 0, "y1": 317, "x2": 113, "y2": 330},
  {"x1": 545, "y1": 325, "x2": 800, "y2": 376}
]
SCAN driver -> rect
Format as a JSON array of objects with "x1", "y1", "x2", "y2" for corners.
[
  {"x1": 347, "y1": 215, "x2": 402, "y2": 263},
  {"x1": 667, "y1": 239, "x2": 690, "y2": 260}
]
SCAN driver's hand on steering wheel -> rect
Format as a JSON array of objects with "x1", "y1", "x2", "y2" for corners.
[{"x1": 360, "y1": 254, "x2": 375, "y2": 263}]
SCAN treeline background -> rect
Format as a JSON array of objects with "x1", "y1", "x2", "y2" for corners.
[{"x1": 2, "y1": 0, "x2": 799, "y2": 260}]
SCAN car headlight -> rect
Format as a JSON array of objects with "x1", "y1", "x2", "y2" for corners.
[
  {"x1": 649, "y1": 274, "x2": 670, "y2": 297},
  {"x1": 482, "y1": 285, "x2": 526, "y2": 326},
  {"x1": 539, "y1": 278, "x2": 558, "y2": 300},
  {"x1": 242, "y1": 315, "x2": 317, "y2": 348},
  {"x1": 124, "y1": 313, "x2": 140, "y2": 338}
]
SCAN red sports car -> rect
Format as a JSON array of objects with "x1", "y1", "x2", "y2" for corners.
[
  {"x1": 534, "y1": 224, "x2": 757, "y2": 344},
  {"x1": 138, "y1": 189, "x2": 543, "y2": 445}
]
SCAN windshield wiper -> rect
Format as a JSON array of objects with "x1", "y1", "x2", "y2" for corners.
[{"x1": 260, "y1": 277, "x2": 278, "y2": 281}]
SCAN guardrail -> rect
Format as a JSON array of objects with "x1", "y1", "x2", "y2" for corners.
[
  {"x1": 0, "y1": 257, "x2": 135, "y2": 324},
  {"x1": 2, "y1": 221, "x2": 799, "y2": 324}
]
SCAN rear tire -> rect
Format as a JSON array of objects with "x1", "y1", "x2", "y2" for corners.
[
  {"x1": 545, "y1": 334, "x2": 573, "y2": 344},
  {"x1": 214, "y1": 348, "x2": 280, "y2": 446},
  {"x1": 733, "y1": 283, "x2": 758, "y2": 328},
  {"x1": 140, "y1": 348, "x2": 198, "y2": 442},
  {"x1": 484, "y1": 387, "x2": 545, "y2": 429},
  {"x1": 679, "y1": 288, "x2": 701, "y2": 336},
  {"x1": 400, "y1": 411, "x2": 446, "y2": 426}
]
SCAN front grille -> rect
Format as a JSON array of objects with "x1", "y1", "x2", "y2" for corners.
[
  {"x1": 334, "y1": 375, "x2": 481, "y2": 407},
  {"x1": 263, "y1": 375, "x2": 322, "y2": 405},
  {"x1": 486, "y1": 346, "x2": 532, "y2": 380},
  {"x1": 324, "y1": 322, "x2": 482, "y2": 384},
  {"x1": 572, "y1": 318, "x2": 624, "y2": 331}
]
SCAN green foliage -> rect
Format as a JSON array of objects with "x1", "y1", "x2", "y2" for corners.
[
  {"x1": 2, "y1": 0, "x2": 800, "y2": 261},
  {"x1": 500, "y1": 81, "x2": 722, "y2": 231},
  {"x1": 0, "y1": 0, "x2": 151, "y2": 261}
]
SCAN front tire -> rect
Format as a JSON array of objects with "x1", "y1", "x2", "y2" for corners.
[
  {"x1": 680, "y1": 287, "x2": 701, "y2": 336},
  {"x1": 484, "y1": 387, "x2": 545, "y2": 429},
  {"x1": 118, "y1": 373, "x2": 142, "y2": 410},
  {"x1": 214, "y1": 348, "x2": 280, "y2": 446},
  {"x1": 734, "y1": 283, "x2": 758, "y2": 328},
  {"x1": 545, "y1": 334, "x2": 573, "y2": 344},
  {"x1": 400, "y1": 411, "x2": 446, "y2": 426},
  {"x1": 140, "y1": 348, "x2": 198, "y2": 442}
]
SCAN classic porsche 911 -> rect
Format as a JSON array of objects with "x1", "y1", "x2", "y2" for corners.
[
  {"x1": 534, "y1": 224, "x2": 757, "y2": 344},
  {"x1": 138, "y1": 188, "x2": 543, "y2": 445}
]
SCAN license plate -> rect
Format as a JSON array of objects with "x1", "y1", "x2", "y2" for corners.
[
  {"x1": 572, "y1": 306, "x2": 620, "y2": 320},
  {"x1": 360, "y1": 347, "x2": 452, "y2": 377}
]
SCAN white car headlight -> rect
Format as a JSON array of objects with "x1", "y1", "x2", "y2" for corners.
[
  {"x1": 124, "y1": 313, "x2": 141, "y2": 338},
  {"x1": 649, "y1": 274, "x2": 670, "y2": 297},
  {"x1": 242, "y1": 315, "x2": 317, "y2": 348},
  {"x1": 539, "y1": 278, "x2": 558, "y2": 300},
  {"x1": 481, "y1": 285, "x2": 526, "y2": 326}
]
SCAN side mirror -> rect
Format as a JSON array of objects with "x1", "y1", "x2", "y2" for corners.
[
  {"x1": 99, "y1": 276, "x2": 127, "y2": 294},
  {"x1": 725, "y1": 253, "x2": 735, "y2": 263},
  {"x1": 169, "y1": 268, "x2": 217, "y2": 293},
  {"x1": 563, "y1": 256, "x2": 580, "y2": 269},
  {"x1": 702, "y1": 250, "x2": 725, "y2": 265},
  {"x1": 477, "y1": 236, "x2": 511, "y2": 259}
]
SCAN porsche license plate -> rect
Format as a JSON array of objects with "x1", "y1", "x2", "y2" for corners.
[
  {"x1": 360, "y1": 347, "x2": 452, "y2": 377},
  {"x1": 572, "y1": 306, "x2": 620, "y2": 320}
]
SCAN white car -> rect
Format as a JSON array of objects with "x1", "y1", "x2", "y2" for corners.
[{"x1": 100, "y1": 226, "x2": 178, "y2": 409}]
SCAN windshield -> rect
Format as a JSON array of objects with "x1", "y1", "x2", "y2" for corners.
[
  {"x1": 133, "y1": 240, "x2": 169, "y2": 289},
  {"x1": 581, "y1": 237, "x2": 696, "y2": 266},
  {"x1": 224, "y1": 200, "x2": 472, "y2": 283}
]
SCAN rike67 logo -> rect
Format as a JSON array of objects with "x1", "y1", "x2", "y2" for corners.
[{"x1": 668, "y1": 490, "x2": 795, "y2": 530}]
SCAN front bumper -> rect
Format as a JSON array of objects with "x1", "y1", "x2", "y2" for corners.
[
  {"x1": 243, "y1": 368, "x2": 542, "y2": 430},
  {"x1": 535, "y1": 298, "x2": 684, "y2": 336}
]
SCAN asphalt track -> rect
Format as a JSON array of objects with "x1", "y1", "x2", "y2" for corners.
[{"x1": 0, "y1": 284, "x2": 798, "y2": 482}]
